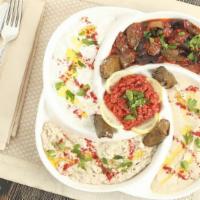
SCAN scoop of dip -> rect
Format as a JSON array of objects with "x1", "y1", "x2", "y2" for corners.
[{"x1": 103, "y1": 74, "x2": 161, "y2": 130}]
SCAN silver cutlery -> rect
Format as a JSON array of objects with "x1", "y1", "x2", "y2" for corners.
[
  {"x1": 0, "y1": 0, "x2": 23, "y2": 64},
  {"x1": 0, "y1": 2, "x2": 8, "y2": 33}
]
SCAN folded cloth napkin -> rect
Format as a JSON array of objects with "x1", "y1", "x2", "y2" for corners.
[{"x1": 0, "y1": 0, "x2": 45, "y2": 150}]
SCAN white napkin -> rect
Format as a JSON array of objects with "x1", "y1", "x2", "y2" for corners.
[{"x1": 0, "y1": 0, "x2": 45, "y2": 150}]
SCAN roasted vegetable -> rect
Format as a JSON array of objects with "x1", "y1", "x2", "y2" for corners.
[
  {"x1": 161, "y1": 49, "x2": 186, "y2": 62},
  {"x1": 148, "y1": 20, "x2": 164, "y2": 29},
  {"x1": 152, "y1": 66, "x2": 177, "y2": 89},
  {"x1": 100, "y1": 55, "x2": 121, "y2": 79},
  {"x1": 94, "y1": 114, "x2": 115, "y2": 138},
  {"x1": 143, "y1": 119, "x2": 170, "y2": 147}
]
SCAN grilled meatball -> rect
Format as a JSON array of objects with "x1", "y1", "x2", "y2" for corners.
[
  {"x1": 184, "y1": 20, "x2": 200, "y2": 35},
  {"x1": 100, "y1": 55, "x2": 121, "y2": 79},
  {"x1": 152, "y1": 66, "x2": 177, "y2": 89},
  {"x1": 143, "y1": 119, "x2": 170, "y2": 147},
  {"x1": 126, "y1": 23, "x2": 143, "y2": 49},
  {"x1": 147, "y1": 38, "x2": 161, "y2": 56},
  {"x1": 119, "y1": 48, "x2": 136, "y2": 68},
  {"x1": 94, "y1": 114, "x2": 115, "y2": 138},
  {"x1": 115, "y1": 32, "x2": 129, "y2": 53}
]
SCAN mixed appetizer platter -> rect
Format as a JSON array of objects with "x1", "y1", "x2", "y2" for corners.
[{"x1": 35, "y1": 7, "x2": 200, "y2": 199}]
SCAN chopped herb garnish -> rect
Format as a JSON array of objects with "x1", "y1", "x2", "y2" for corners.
[
  {"x1": 124, "y1": 114, "x2": 135, "y2": 121},
  {"x1": 78, "y1": 159, "x2": 86, "y2": 170},
  {"x1": 117, "y1": 159, "x2": 133, "y2": 170},
  {"x1": 168, "y1": 44, "x2": 177, "y2": 49},
  {"x1": 123, "y1": 90, "x2": 148, "y2": 119},
  {"x1": 77, "y1": 84, "x2": 90, "y2": 97},
  {"x1": 78, "y1": 60, "x2": 85, "y2": 67},
  {"x1": 71, "y1": 144, "x2": 81, "y2": 155},
  {"x1": 144, "y1": 31, "x2": 151, "y2": 39},
  {"x1": 66, "y1": 90, "x2": 75, "y2": 102},
  {"x1": 55, "y1": 82, "x2": 65, "y2": 90},
  {"x1": 102, "y1": 157, "x2": 108, "y2": 165},
  {"x1": 187, "y1": 98, "x2": 197, "y2": 111},
  {"x1": 183, "y1": 131, "x2": 193, "y2": 145},
  {"x1": 125, "y1": 90, "x2": 134, "y2": 101},
  {"x1": 195, "y1": 138, "x2": 200, "y2": 148},
  {"x1": 46, "y1": 150, "x2": 56, "y2": 158},
  {"x1": 113, "y1": 155, "x2": 124, "y2": 160},
  {"x1": 178, "y1": 31, "x2": 185, "y2": 36},
  {"x1": 71, "y1": 144, "x2": 92, "y2": 170},
  {"x1": 180, "y1": 160, "x2": 189, "y2": 171},
  {"x1": 186, "y1": 98, "x2": 200, "y2": 114},
  {"x1": 77, "y1": 88, "x2": 86, "y2": 96},
  {"x1": 58, "y1": 143, "x2": 66, "y2": 150},
  {"x1": 160, "y1": 35, "x2": 169, "y2": 49},
  {"x1": 159, "y1": 35, "x2": 177, "y2": 49},
  {"x1": 81, "y1": 38, "x2": 96, "y2": 46},
  {"x1": 189, "y1": 34, "x2": 200, "y2": 51},
  {"x1": 187, "y1": 52, "x2": 197, "y2": 63}
]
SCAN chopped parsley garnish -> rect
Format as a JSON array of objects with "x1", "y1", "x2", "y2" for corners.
[
  {"x1": 77, "y1": 89, "x2": 86, "y2": 96},
  {"x1": 168, "y1": 44, "x2": 177, "y2": 49},
  {"x1": 102, "y1": 157, "x2": 108, "y2": 165},
  {"x1": 117, "y1": 159, "x2": 133, "y2": 171},
  {"x1": 144, "y1": 29, "x2": 163, "y2": 39},
  {"x1": 160, "y1": 35, "x2": 169, "y2": 49},
  {"x1": 144, "y1": 31, "x2": 152, "y2": 39},
  {"x1": 187, "y1": 98, "x2": 200, "y2": 114},
  {"x1": 123, "y1": 90, "x2": 148, "y2": 120},
  {"x1": 124, "y1": 114, "x2": 135, "y2": 121},
  {"x1": 189, "y1": 34, "x2": 200, "y2": 51},
  {"x1": 81, "y1": 38, "x2": 96, "y2": 46},
  {"x1": 178, "y1": 31, "x2": 185, "y2": 36},
  {"x1": 187, "y1": 52, "x2": 198, "y2": 63},
  {"x1": 71, "y1": 144, "x2": 81, "y2": 155},
  {"x1": 76, "y1": 84, "x2": 90, "y2": 97},
  {"x1": 46, "y1": 150, "x2": 56, "y2": 158},
  {"x1": 71, "y1": 144, "x2": 92, "y2": 170},
  {"x1": 55, "y1": 82, "x2": 65, "y2": 90},
  {"x1": 77, "y1": 60, "x2": 85, "y2": 67},
  {"x1": 195, "y1": 138, "x2": 200, "y2": 148},
  {"x1": 180, "y1": 160, "x2": 189, "y2": 171},
  {"x1": 66, "y1": 90, "x2": 75, "y2": 102},
  {"x1": 160, "y1": 35, "x2": 177, "y2": 49},
  {"x1": 58, "y1": 143, "x2": 66, "y2": 150},
  {"x1": 183, "y1": 131, "x2": 193, "y2": 145},
  {"x1": 113, "y1": 155, "x2": 124, "y2": 160}
]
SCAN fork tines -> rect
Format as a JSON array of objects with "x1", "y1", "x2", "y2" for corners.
[{"x1": 5, "y1": 0, "x2": 23, "y2": 27}]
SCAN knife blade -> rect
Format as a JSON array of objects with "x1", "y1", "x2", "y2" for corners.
[{"x1": 0, "y1": 2, "x2": 8, "y2": 34}]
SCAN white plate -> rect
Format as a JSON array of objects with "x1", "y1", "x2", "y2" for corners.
[
  {"x1": 37, "y1": 7, "x2": 200, "y2": 200},
  {"x1": 42, "y1": 6, "x2": 143, "y2": 140},
  {"x1": 36, "y1": 64, "x2": 200, "y2": 200}
]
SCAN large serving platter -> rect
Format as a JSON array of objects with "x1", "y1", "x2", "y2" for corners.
[{"x1": 36, "y1": 6, "x2": 200, "y2": 200}]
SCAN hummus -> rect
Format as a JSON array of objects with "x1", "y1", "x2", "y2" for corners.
[
  {"x1": 42, "y1": 122, "x2": 155, "y2": 184},
  {"x1": 152, "y1": 74, "x2": 200, "y2": 193}
]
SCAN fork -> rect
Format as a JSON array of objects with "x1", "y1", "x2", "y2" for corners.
[{"x1": 0, "y1": 0, "x2": 23, "y2": 64}]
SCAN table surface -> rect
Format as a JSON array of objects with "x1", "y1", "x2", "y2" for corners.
[{"x1": 0, "y1": 0, "x2": 199, "y2": 200}]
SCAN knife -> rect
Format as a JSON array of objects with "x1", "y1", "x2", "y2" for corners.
[{"x1": 0, "y1": 2, "x2": 8, "y2": 34}]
